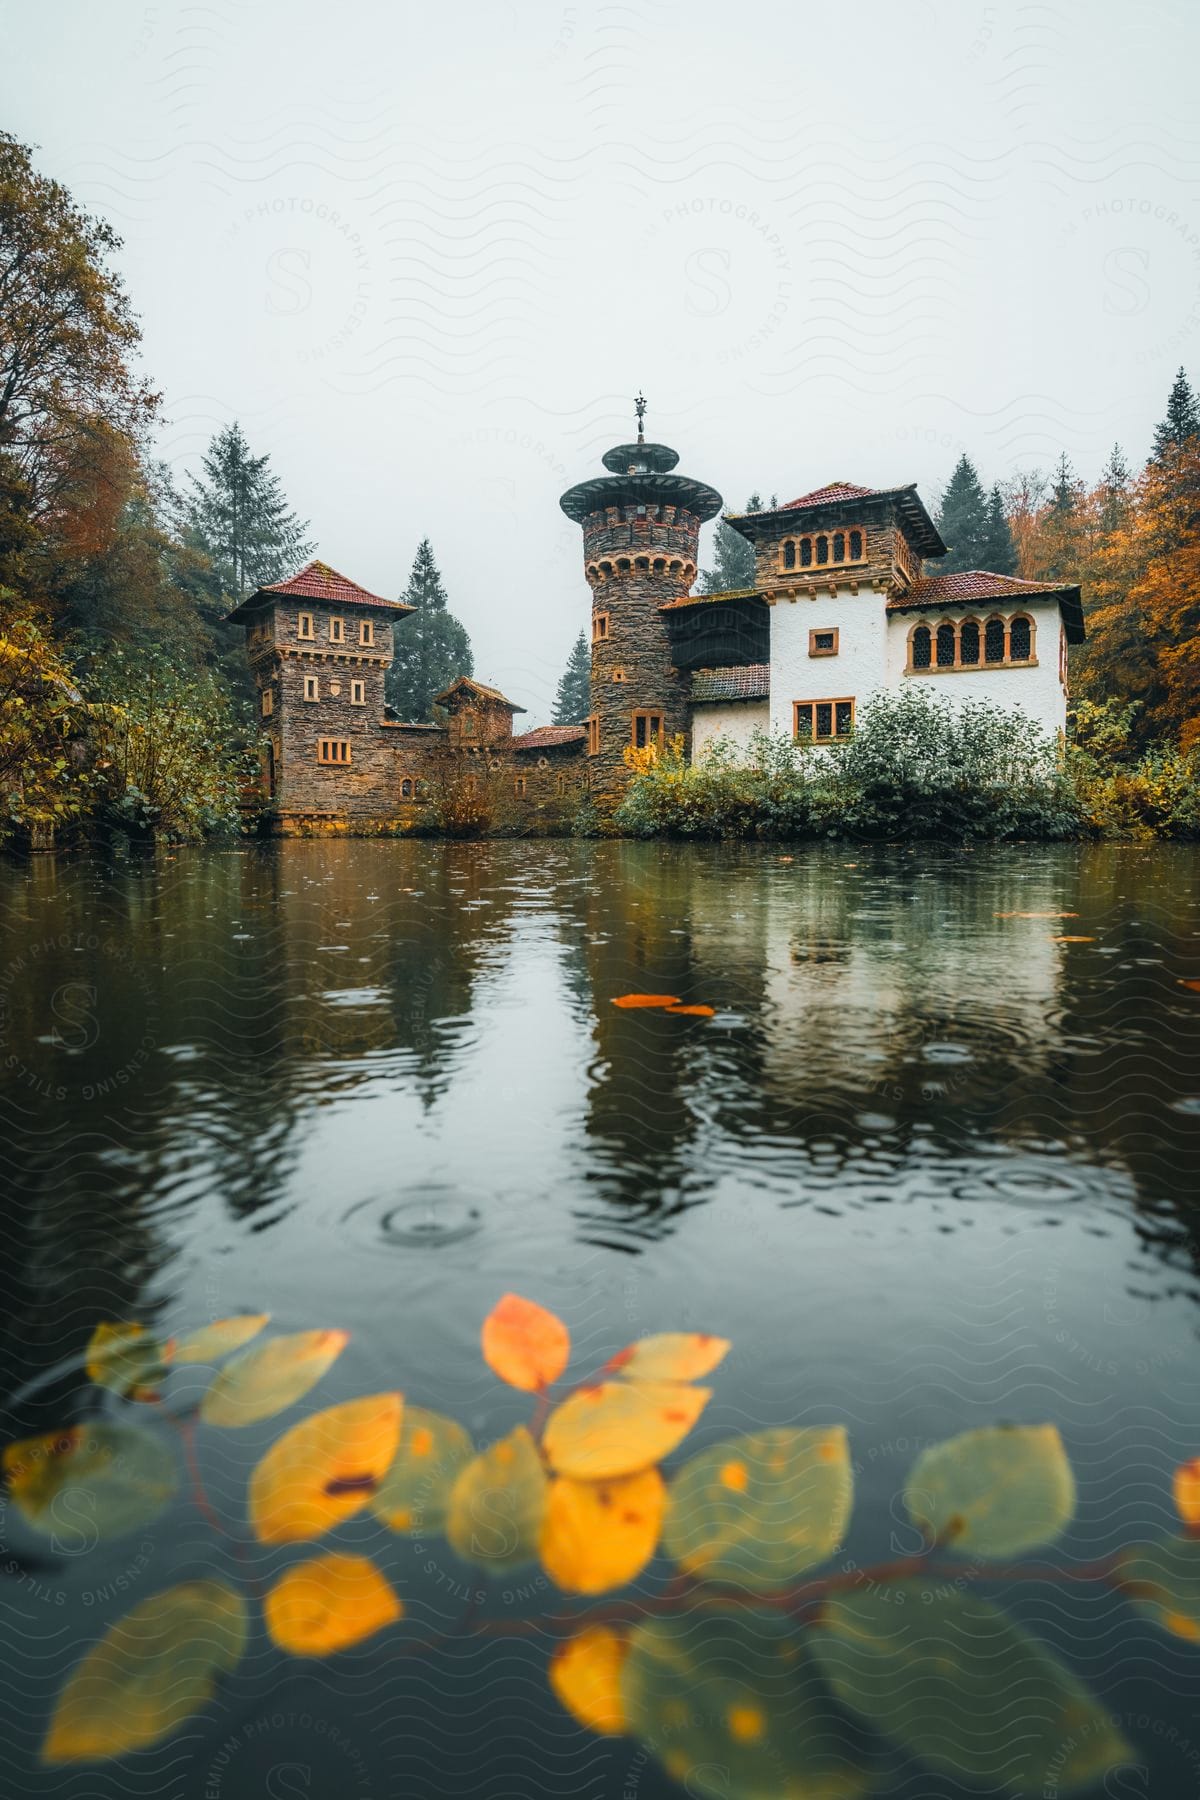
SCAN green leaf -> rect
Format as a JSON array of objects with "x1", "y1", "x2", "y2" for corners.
[
  {"x1": 620, "y1": 1612, "x2": 871, "y2": 1800},
  {"x1": 1118, "y1": 1535, "x2": 1200, "y2": 1641},
  {"x1": 810, "y1": 1586, "x2": 1131, "y2": 1793},
  {"x1": 369, "y1": 1405, "x2": 474, "y2": 1534},
  {"x1": 903, "y1": 1425, "x2": 1075, "y2": 1557},
  {"x1": 663, "y1": 1427, "x2": 852, "y2": 1590},
  {"x1": 174, "y1": 1314, "x2": 270, "y2": 1365},
  {"x1": 85, "y1": 1322, "x2": 170, "y2": 1400},
  {"x1": 445, "y1": 1426, "x2": 547, "y2": 1572},
  {"x1": 43, "y1": 1580, "x2": 247, "y2": 1763},
  {"x1": 3, "y1": 1423, "x2": 178, "y2": 1543},
  {"x1": 199, "y1": 1328, "x2": 348, "y2": 1427}
]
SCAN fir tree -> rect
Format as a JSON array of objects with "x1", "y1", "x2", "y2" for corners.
[
  {"x1": 552, "y1": 630, "x2": 590, "y2": 724},
  {"x1": 386, "y1": 538, "x2": 473, "y2": 721},
  {"x1": 700, "y1": 492, "x2": 762, "y2": 592},
  {"x1": 1151, "y1": 367, "x2": 1199, "y2": 462},
  {"x1": 978, "y1": 484, "x2": 1017, "y2": 575},
  {"x1": 936, "y1": 456, "x2": 989, "y2": 572},
  {"x1": 1097, "y1": 444, "x2": 1132, "y2": 532},
  {"x1": 183, "y1": 422, "x2": 312, "y2": 597}
]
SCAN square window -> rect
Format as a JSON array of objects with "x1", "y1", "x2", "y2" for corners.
[
  {"x1": 304, "y1": 675, "x2": 319, "y2": 701},
  {"x1": 297, "y1": 613, "x2": 314, "y2": 640},
  {"x1": 350, "y1": 680, "x2": 365, "y2": 705},
  {"x1": 809, "y1": 628, "x2": 839, "y2": 657}
]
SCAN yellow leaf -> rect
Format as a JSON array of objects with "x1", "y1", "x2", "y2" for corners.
[
  {"x1": 610, "y1": 1333, "x2": 730, "y2": 1383},
  {"x1": 200, "y1": 1329, "x2": 348, "y2": 1427},
  {"x1": 249, "y1": 1394, "x2": 403, "y2": 1545},
  {"x1": 540, "y1": 1468, "x2": 665, "y2": 1594},
  {"x1": 1174, "y1": 1459, "x2": 1200, "y2": 1527},
  {"x1": 174, "y1": 1315, "x2": 270, "y2": 1364},
  {"x1": 265, "y1": 1554, "x2": 401, "y2": 1655},
  {"x1": 368, "y1": 1405, "x2": 474, "y2": 1534},
  {"x1": 445, "y1": 1426, "x2": 548, "y2": 1571},
  {"x1": 85, "y1": 1322, "x2": 171, "y2": 1401},
  {"x1": 42, "y1": 1581, "x2": 247, "y2": 1764},
  {"x1": 548, "y1": 1626, "x2": 629, "y2": 1734},
  {"x1": 543, "y1": 1381, "x2": 710, "y2": 1480},
  {"x1": 481, "y1": 1294, "x2": 570, "y2": 1392}
]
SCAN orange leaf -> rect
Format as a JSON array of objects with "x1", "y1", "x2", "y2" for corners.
[
  {"x1": 264, "y1": 1554, "x2": 401, "y2": 1655},
  {"x1": 611, "y1": 994, "x2": 682, "y2": 1009},
  {"x1": 1178, "y1": 979, "x2": 1200, "y2": 994},
  {"x1": 540, "y1": 1468, "x2": 665, "y2": 1594},
  {"x1": 1174, "y1": 1458, "x2": 1200, "y2": 1526},
  {"x1": 200, "y1": 1329, "x2": 349, "y2": 1427},
  {"x1": 249, "y1": 1394, "x2": 403, "y2": 1545},
  {"x1": 1051, "y1": 936, "x2": 1096, "y2": 944},
  {"x1": 664, "y1": 1004, "x2": 715, "y2": 1018},
  {"x1": 543, "y1": 1380, "x2": 710, "y2": 1480},
  {"x1": 609, "y1": 1333, "x2": 731, "y2": 1383},
  {"x1": 548, "y1": 1626, "x2": 629, "y2": 1734},
  {"x1": 994, "y1": 911, "x2": 1079, "y2": 919},
  {"x1": 481, "y1": 1294, "x2": 570, "y2": 1392}
]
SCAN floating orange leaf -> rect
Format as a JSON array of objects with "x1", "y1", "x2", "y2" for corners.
[
  {"x1": 540, "y1": 1468, "x2": 665, "y2": 1594},
  {"x1": 609, "y1": 1333, "x2": 731, "y2": 1383},
  {"x1": 1178, "y1": 979, "x2": 1200, "y2": 993},
  {"x1": 175, "y1": 1315, "x2": 270, "y2": 1365},
  {"x1": 249, "y1": 1393, "x2": 403, "y2": 1545},
  {"x1": 994, "y1": 911, "x2": 1079, "y2": 919},
  {"x1": 664, "y1": 1004, "x2": 715, "y2": 1018},
  {"x1": 200, "y1": 1329, "x2": 348, "y2": 1427},
  {"x1": 446, "y1": 1426, "x2": 548, "y2": 1571},
  {"x1": 264, "y1": 1554, "x2": 401, "y2": 1655},
  {"x1": 611, "y1": 994, "x2": 682, "y2": 1009},
  {"x1": 1051, "y1": 936, "x2": 1096, "y2": 944},
  {"x1": 85, "y1": 1322, "x2": 171, "y2": 1401},
  {"x1": 548, "y1": 1626, "x2": 629, "y2": 1735},
  {"x1": 543, "y1": 1380, "x2": 710, "y2": 1481},
  {"x1": 481, "y1": 1294, "x2": 570, "y2": 1392},
  {"x1": 1174, "y1": 1459, "x2": 1200, "y2": 1526}
]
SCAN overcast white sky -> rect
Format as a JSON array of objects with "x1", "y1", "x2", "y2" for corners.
[{"x1": 5, "y1": 0, "x2": 1199, "y2": 719}]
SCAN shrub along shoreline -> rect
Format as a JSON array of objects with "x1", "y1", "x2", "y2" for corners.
[{"x1": 610, "y1": 690, "x2": 1200, "y2": 843}]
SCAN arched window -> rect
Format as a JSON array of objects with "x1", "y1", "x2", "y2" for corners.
[
  {"x1": 1009, "y1": 615, "x2": 1033, "y2": 660},
  {"x1": 400, "y1": 777, "x2": 414, "y2": 800},
  {"x1": 911, "y1": 625, "x2": 932, "y2": 669},
  {"x1": 959, "y1": 619, "x2": 980, "y2": 665},
  {"x1": 984, "y1": 617, "x2": 1006, "y2": 663},
  {"x1": 936, "y1": 622, "x2": 957, "y2": 667},
  {"x1": 783, "y1": 540, "x2": 796, "y2": 570},
  {"x1": 832, "y1": 531, "x2": 845, "y2": 562},
  {"x1": 800, "y1": 537, "x2": 813, "y2": 567},
  {"x1": 848, "y1": 529, "x2": 863, "y2": 560},
  {"x1": 815, "y1": 535, "x2": 829, "y2": 565}
]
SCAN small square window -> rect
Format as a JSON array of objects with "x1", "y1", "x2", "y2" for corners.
[
  {"x1": 809, "y1": 628, "x2": 839, "y2": 657},
  {"x1": 304, "y1": 675, "x2": 319, "y2": 701},
  {"x1": 297, "y1": 613, "x2": 314, "y2": 640},
  {"x1": 359, "y1": 620, "x2": 374, "y2": 646},
  {"x1": 612, "y1": 667, "x2": 627, "y2": 682},
  {"x1": 350, "y1": 679, "x2": 365, "y2": 705},
  {"x1": 317, "y1": 738, "x2": 351, "y2": 765},
  {"x1": 329, "y1": 617, "x2": 345, "y2": 644}
]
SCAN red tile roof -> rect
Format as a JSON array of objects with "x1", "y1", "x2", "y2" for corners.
[
  {"x1": 691, "y1": 664, "x2": 770, "y2": 702},
  {"x1": 260, "y1": 559, "x2": 411, "y2": 610},
  {"x1": 782, "y1": 481, "x2": 879, "y2": 510},
  {"x1": 433, "y1": 675, "x2": 526, "y2": 712},
  {"x1": 512, "y1": 724, "x2": 588, "y2": 751},
  {"x1": 889, "y1": 569, "x2": 1085, "y2": 642}
]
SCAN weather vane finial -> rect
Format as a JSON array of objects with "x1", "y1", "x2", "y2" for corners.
[{"x1": 634, "y1": 390, "x2": 647, "y2": 443}]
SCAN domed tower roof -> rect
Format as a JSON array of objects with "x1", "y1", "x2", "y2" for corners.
[{"x1": 559, "y1": 394, "x2": 722, "y2": 523}]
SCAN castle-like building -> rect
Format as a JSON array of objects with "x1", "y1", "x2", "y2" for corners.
[{"x1": 229, "y1": 408, "x2": 1085, "y2": 834}]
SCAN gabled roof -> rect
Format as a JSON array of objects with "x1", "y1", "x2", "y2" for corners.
[
  {"x1": 512, "y1": 724, "x2": 588, "y2": 751},
  {"x1": 888, "y1": 570, "x2": 1085, "y2": 642},
  {"x1": 433, "y1": 675, "x2": 526, "y2": 713},
  {"x1": 225, "y1": 558, "x2": 412, "y2": 621},
  {"x1": 726, "y1": 481, "x2": 946, "y2": 558},
  {"x1": 691, "y1": 664, "x2": 770, "y2": 702},
  {"x1": 783, "y1": 481, "x2": 878, "y2": 509}
]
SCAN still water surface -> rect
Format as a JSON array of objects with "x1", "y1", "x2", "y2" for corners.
[{"x1": 2, "y1": 841, "x2": 1200, "y2": 1797}]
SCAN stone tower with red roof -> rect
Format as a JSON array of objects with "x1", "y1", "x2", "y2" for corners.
[{"x1": 559, "y1": 400, "x2": 722, "y2": 800}]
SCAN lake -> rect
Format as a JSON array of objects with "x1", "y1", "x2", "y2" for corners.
[{"x1": 2, "y1": 839, "x2": 1200, "y2": 1799}]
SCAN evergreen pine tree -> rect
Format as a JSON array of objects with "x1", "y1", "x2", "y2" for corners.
[
  {"x1": 978, "y1": 484, "x2": 1017, "y2": 574},
  {"x1": 552, "y1": 630, "x2": 590, "y2": 724},
  {"x1": 386, "y1": 538, "x2": 474, "y2": 721},
  {"x1": 1151, "y1": 367, "x2": 1199, "y2": 461},
  {"x1": 1097, "y1": 443, "x2": 1132, "y2": 532},
  {"x1": 183, "y1": 422, "x2": 313, "y2": 597},
  {"x1": 700, "y1": 491, "x2": 762, "y2": 592},
  {"x1": 935, "y1": 455, "x2": 989, "y2": 572}
]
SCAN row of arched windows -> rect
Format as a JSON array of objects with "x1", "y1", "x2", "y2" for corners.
[
  {"x1": 587, "y1": 555, "x2": 697, "y2": 584},
  {"x1": 781, "y1": 528, "x2": 866, "y2": 572},
  {"x1": 908, "y1": 613, "x2": 1035, "y2": 672}
]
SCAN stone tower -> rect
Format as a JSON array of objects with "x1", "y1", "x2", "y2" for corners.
[{"x1": 559, "y1": 400, "x2": 722, "y2": 798}]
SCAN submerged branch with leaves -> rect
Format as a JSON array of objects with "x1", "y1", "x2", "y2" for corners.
[{"x1": 5, "y1": 1298, "x2": 1200, "y2": 1794}]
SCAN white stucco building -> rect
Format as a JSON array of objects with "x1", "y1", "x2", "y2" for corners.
[{"x1": 670, "y1": 480, "x2": 1085, "y2": 756}]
